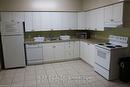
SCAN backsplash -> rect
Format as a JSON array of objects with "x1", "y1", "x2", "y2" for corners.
[
  {"x1": 91, "y1": 28, "x2": 130, "y2": 41},
  {"x1": 24, "y1": 30, "x2": 90, "y2": 40}
]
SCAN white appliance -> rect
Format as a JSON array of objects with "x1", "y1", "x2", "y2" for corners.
[
  {"x1": 26, "y1": 44, "x2": 43, "y2": 65},
  {"x1": 0, "y1": 21, "x2": 26, "y2": 69},
  {"x1": 95, "y1": 35, "x2": 129, "y2": 80}
]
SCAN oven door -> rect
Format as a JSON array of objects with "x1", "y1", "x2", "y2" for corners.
[{"x1": 95, "y1": 46, "x2": 110, "y2": 70}]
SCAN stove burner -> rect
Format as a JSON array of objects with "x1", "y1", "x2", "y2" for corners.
[
  {"x1": 106, "y1": 46, "x2": 115, "y2": 48},
  {"x1": 106, "y1": 43, "x2": 111, "y2": 45},
  {"x1": 115, "y1": 45, "x2": 122, "y2": 47},
  {"x1": 98, "y1": 43, "x2": 104, "y2": 45}
]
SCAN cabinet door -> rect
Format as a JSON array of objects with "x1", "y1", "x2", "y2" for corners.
[
  {"x1": 89, "y1": 10, "x2": 97, "y2": 30},
  {"x1": 96, "y1": 8, "x2": 104, "y2": 31},
  {"x1": 64, "y1": 42, "x2": 74, "y2": 59},
  {"x1": 43, "y1": 43, "x2": 54, "y2": 61},
  {"x1": 104, "y1": 5, "x2": 113, "y2": 27},
  {"x1": 78, "y1": 12, "x2": 86, "y2": 30},
  {"x1": 32, "y1": 12, "x2": 41, "y2": 31},
  {"x1": 84, "y1": 43, "x2": 89, "y2": 63},
  {"x1": 85, "y1": 11, "x2": 90, "y2": 30},
  {"x1": 61, "y1": 12, "x2": 69, "y2": 30},
  {"x1": 73, "y1": 41, "x2": 80, "y2": 58},
  {"x1": 80, "y1": 41, "x2": 86, "y2": 60},
  {"x1": 40, "y1": 12, "x2": 51, "y2": 30},
  {"x1": 68, "y1": 13, "x2": 78, "y2": 30},
  {"x1": 24, "y1": 12, "x2": 33, "y2": 31},
  {"x1": 88, "y1": 44, "x2": 95, "y2": 67},
  {"x1": 112, "y1": 2, "x2": 123, "y2": 26},
  {"x1": 61, "y1": 12, "x2": 77, "y2": 30},
  {"x1": 51, "y1": 12, "x2": 62, "y2": 30},
  {"x1": 54, "y1": 43, "x2": 64, "y2": 60}
]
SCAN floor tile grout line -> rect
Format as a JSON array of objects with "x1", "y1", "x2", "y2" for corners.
[
  {"x1": 52, "y1": 63, "x2": 66, "y2": 87},
  {"x1": 41, "y1": 64, "x2": 52, "y2": 87}
]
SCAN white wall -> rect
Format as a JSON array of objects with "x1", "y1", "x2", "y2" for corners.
[{"x1": 0, "y1": 0, "x2": 83, "y2": 11}]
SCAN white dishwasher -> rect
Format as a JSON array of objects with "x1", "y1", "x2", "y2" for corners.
[{"x1": 26, "y1": 44, "x2": 43, "y2": 65}]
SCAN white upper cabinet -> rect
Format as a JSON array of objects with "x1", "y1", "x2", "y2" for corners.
[
  {"x1": 96, "y1": 8, "x2": 104, "y2": 31},
  {"x1": 85, "y1": 11, "x2": 90, "y2": 30},
  {"x1": 61, "y1": 12, "x2": 78, "y2": 30},
  {"x1": 40, "y1": 12, "x2": 52, "y2": 30},
  {"x1": 67, "y1": 12, "x2": 78, "y2": 30},
  {"x1": 112, "y1": 3, "x2": 123, "y2": 26},
  {"x1": 51, "y1": 12, "x2": 62, "y2": 30},
  {"x1": 24, "y1": 12, "x2": 78, "y2": 31},
  {"x1": 85, "y1": 10, "x2": 102, "y2": 31},
  {"x1": 32, "y1": 12, "x2": 41, "y2": 31},
  {"x1": 78, "y1": 12, "x2": 86, "y2": 30},
  {"x1": 24, "y1": 12, "x2": 33, "y2": 31},
  {"x1": 82, "y1": 2, "x2": 123, "y2": 31},
  {"x1": 89, "y1": 10, "x2": 97, "y2": 30},
  {"x1": 104, "y1": 5, "x2": 113, "y2": 27},
  {"x1": 104, "y1": 2, "x2": 123, "y2": 27},
  {"x1": 1, "y1": 2, "x2": 125, "y2": 32}
]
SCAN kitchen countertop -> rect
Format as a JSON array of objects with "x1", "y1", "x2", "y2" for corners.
[{"x1": 24, "y1": 38, "x2": 105, "y2": 45}]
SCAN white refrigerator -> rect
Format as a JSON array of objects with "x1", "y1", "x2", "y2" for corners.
[{"x1": 0, "y1": 21, "x2": 26, "y2": 69}]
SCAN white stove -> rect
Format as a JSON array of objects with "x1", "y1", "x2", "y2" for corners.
[
  {"x1": 94, "y1": 35, "x2": 129, "y2": 80},
  {"x1": 95, "y1": 35, "x2": 128, "y2": 50}
]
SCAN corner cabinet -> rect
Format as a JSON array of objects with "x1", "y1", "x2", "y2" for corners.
[
  {"x1": 78, "y1": 12, "x2": 86, "y2": 30},
  {"x1": 78, "y1": 8, "x2": 104, "y2": 31},
  {"x1": 104, "y1": 3, "x2": 123, "y2": 27},
  {"x1": 77, "y1": 2, "x2": 130, "y2": 31},
  {"x1": 80, "y1": 41, "x2": 95, "y2": 67}
]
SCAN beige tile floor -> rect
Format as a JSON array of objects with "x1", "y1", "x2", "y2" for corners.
[{"x1": 0, "y1": 60, "x2": 130, "y2": 87}]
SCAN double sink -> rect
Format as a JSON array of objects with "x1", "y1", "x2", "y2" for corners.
[{"x1": 33, "y1": 35, "x2": 71, "y2": 43}]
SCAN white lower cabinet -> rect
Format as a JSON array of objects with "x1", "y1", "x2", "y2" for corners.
[
  {"x1": 26, "y1": 44, "x2": 43, "y2": 65},
  {"x1": 42, "y1": 41, "x2": 79, "y2": 62},
  {"x1": 87, "y1": 43, "x2": 95, "y2": 66},
  {"x1": 42, "y1": 43, "x2": 54, "y2": 62},
  {"x1": 80, "y1": 41, "x2": 95, "y2": 67},
  {"x1": 73, "y1": 41, "x2": 80, "y2": 58},
  {"x1": 80, "y1": 41, "x2": 86, "y2": 60},
  {"x1": 64, "y1": 42, "x2": 74, "y2": 59},
  {"x1": 54, "y1": 43, "x2": 65, "y2": 60},
  {"x1": 43, "y1": 43, "x2": 64, "y2": 62},
  {"x1": 26, "y1": 41, "x2": 93, "y2": 65}
]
